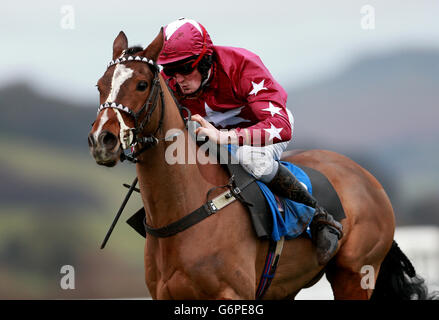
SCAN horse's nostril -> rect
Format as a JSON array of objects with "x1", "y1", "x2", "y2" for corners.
[
  {"x1": 99, "y1": 131, "x2": 118, "y2": 150},
  {"x1": 88, "y1": 133, "x2": 95, "y2": 148}
]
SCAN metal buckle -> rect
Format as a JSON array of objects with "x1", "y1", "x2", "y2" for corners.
[{"x1": 207, "y1": 201, "x2": 218, "y2": 215}]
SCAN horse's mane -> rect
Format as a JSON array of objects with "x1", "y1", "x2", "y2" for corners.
[
  {"x1": 124, "y1": 46, "x2": 143, "y2": 55},
  {"x1": 123, "y1": 46, "x2": 157, "y2": 72}
]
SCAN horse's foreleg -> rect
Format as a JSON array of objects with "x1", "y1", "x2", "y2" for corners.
[{"x1": 325, "y1": 266, "x2": 373, "y2": 300}]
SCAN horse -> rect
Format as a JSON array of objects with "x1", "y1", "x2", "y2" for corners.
[{"x1": 87, "y1": 29, "x2": 436, "y2": 300}]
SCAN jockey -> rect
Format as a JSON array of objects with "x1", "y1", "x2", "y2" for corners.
[{"x1": 157, "y1": 18, "x2": 343, "y2": 265}]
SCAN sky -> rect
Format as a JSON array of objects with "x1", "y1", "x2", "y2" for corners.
[{"x1": 0, "y1": 0, "x2": 438, "y2": 104}]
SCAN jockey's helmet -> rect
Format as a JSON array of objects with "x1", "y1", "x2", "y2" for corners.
[{"x1": 157, "y1": 18, "x2": 214, "y2": 68}]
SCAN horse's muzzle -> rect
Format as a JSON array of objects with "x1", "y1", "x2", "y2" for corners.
[{"x1": 88, "y1": 130, "x2": 121, "y2": 166}]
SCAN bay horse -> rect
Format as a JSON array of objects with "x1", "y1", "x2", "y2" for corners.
[{"x1": 88, "y1": 29, "x2": 435, "y2": 300}]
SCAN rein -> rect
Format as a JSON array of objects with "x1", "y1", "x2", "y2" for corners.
[
  {"x1": 99, "y1": 56, "x2": 250, "y2": 241},
  {"x1": 98, "y1": 55, "x2": 253, "y2": 242}
]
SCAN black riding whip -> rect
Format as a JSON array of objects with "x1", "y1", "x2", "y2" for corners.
[{"x1": 100, "y1": 176, "x2": 138, "y2": 249}]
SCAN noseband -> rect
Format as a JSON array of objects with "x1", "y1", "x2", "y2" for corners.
[{"x1": 97, "y1": 55, "x2": 165, "y2": 163}]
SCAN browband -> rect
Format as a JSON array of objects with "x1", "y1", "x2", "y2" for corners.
[{"x1": 107, "y1": 55, "x2": 158, "y2": 69}]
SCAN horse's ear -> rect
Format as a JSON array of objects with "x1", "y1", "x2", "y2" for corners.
[
  {"x1": 113, "y1": 31, "x2": 128, "y2": 60},
  {"x1": 143, "y1": 27, "x2": 164, "y2": 61}
]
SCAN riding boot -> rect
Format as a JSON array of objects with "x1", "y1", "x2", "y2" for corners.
[{"x1": 267, "y1": 163, "x2": 343, "y2": 265}]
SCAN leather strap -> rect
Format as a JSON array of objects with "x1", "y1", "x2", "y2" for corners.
[
  {"x1": 255, "y1": 236, "x2": 285, "y2": 299},
  {"x1": 143, "y1": 188, "x2": 240, "y2": 238},
  {"x1": 143, "y1": 204, "x2": 213, "y2": 238}
]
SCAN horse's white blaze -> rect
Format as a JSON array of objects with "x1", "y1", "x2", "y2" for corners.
[
  {"x1": 114, "y1": 108, "x2": 134, "y2": 149},
  {"x1": 106, "y1": 64, "x2": 134, "y2": 103},
  {"x1": 94, "y1": 108, "x2": 110, "y2": 140}
]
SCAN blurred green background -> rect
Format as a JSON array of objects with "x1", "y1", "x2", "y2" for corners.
[
  {"x1": 0, "y1": 86, "x2": 147, "y2": 298},
  {"x1": 1, "y1": 1, "x2": 438, "y2": 299}
]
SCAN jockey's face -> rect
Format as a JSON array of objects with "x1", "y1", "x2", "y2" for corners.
[{"x1": 173, "y1": 68, "x2": 202, "y2": 95}]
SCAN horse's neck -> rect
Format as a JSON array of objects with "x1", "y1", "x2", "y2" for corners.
[{"x1": 135, "y1": 76, "x2": 225, "y2": 228}]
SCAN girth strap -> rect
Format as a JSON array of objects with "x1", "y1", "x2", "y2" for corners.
[
  {"x1": 143, "y1": 187, "x2": 241, "y2": 238},
  {"x1": 256, "y1": 236, "x2": 285, "y2": 299}
]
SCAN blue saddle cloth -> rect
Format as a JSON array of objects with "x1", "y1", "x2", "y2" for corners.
[
  {"x1": 256, "y1": 161, "x2": 315, "y2": 241},
  {"x1": 226, "y1": 145, "x2": 314, "y2": 241}
]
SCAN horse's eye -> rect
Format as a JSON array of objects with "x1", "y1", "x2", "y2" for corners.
[{"x1": 137, "y1": 81, "x2": 148, "y2": 91}]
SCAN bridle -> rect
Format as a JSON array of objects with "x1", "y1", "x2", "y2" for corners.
[
  {"x1": 97, "y1": 55, "x2": 167, "y2": 163},
  {"x1": 99, "y1": 53, "x2": 194, "y2": 249}
]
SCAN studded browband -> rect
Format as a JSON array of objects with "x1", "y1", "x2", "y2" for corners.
[{"x1": 107, "y1": 55, "x2": 157, "y2": 69}]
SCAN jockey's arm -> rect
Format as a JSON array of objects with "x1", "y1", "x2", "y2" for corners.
[
  {"x1": 193, "y1": 52, "x2": 292, "y2": 146},
  {"x1": 231, "y1": 58, "x2": 292, "y2": 146}
]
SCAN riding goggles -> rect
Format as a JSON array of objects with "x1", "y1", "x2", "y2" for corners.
[{"x1": 162, "y1": 59, "x2": 198, "y2": 77}]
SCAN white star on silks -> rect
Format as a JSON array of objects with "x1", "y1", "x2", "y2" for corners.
[
  {"x1": 204, "y1": 103, "x2": 251, "y2": 128},
  {"x1": 248, "y1": 80, "x2": 268, "y2": 96},
  {"x1": 264, "y1": 123, "x2": 283, "y2": 141},
  {"x1": 262, "y1": 102, "x2": 282, "y2": 117}
]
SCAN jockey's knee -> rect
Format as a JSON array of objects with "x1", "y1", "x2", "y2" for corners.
[
  {"x1": 257, "y1": 160, "x2": 279, "y2": 183},
  {"x1": 235, "y1": 146, "x2": 279, "y2": 183}
]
